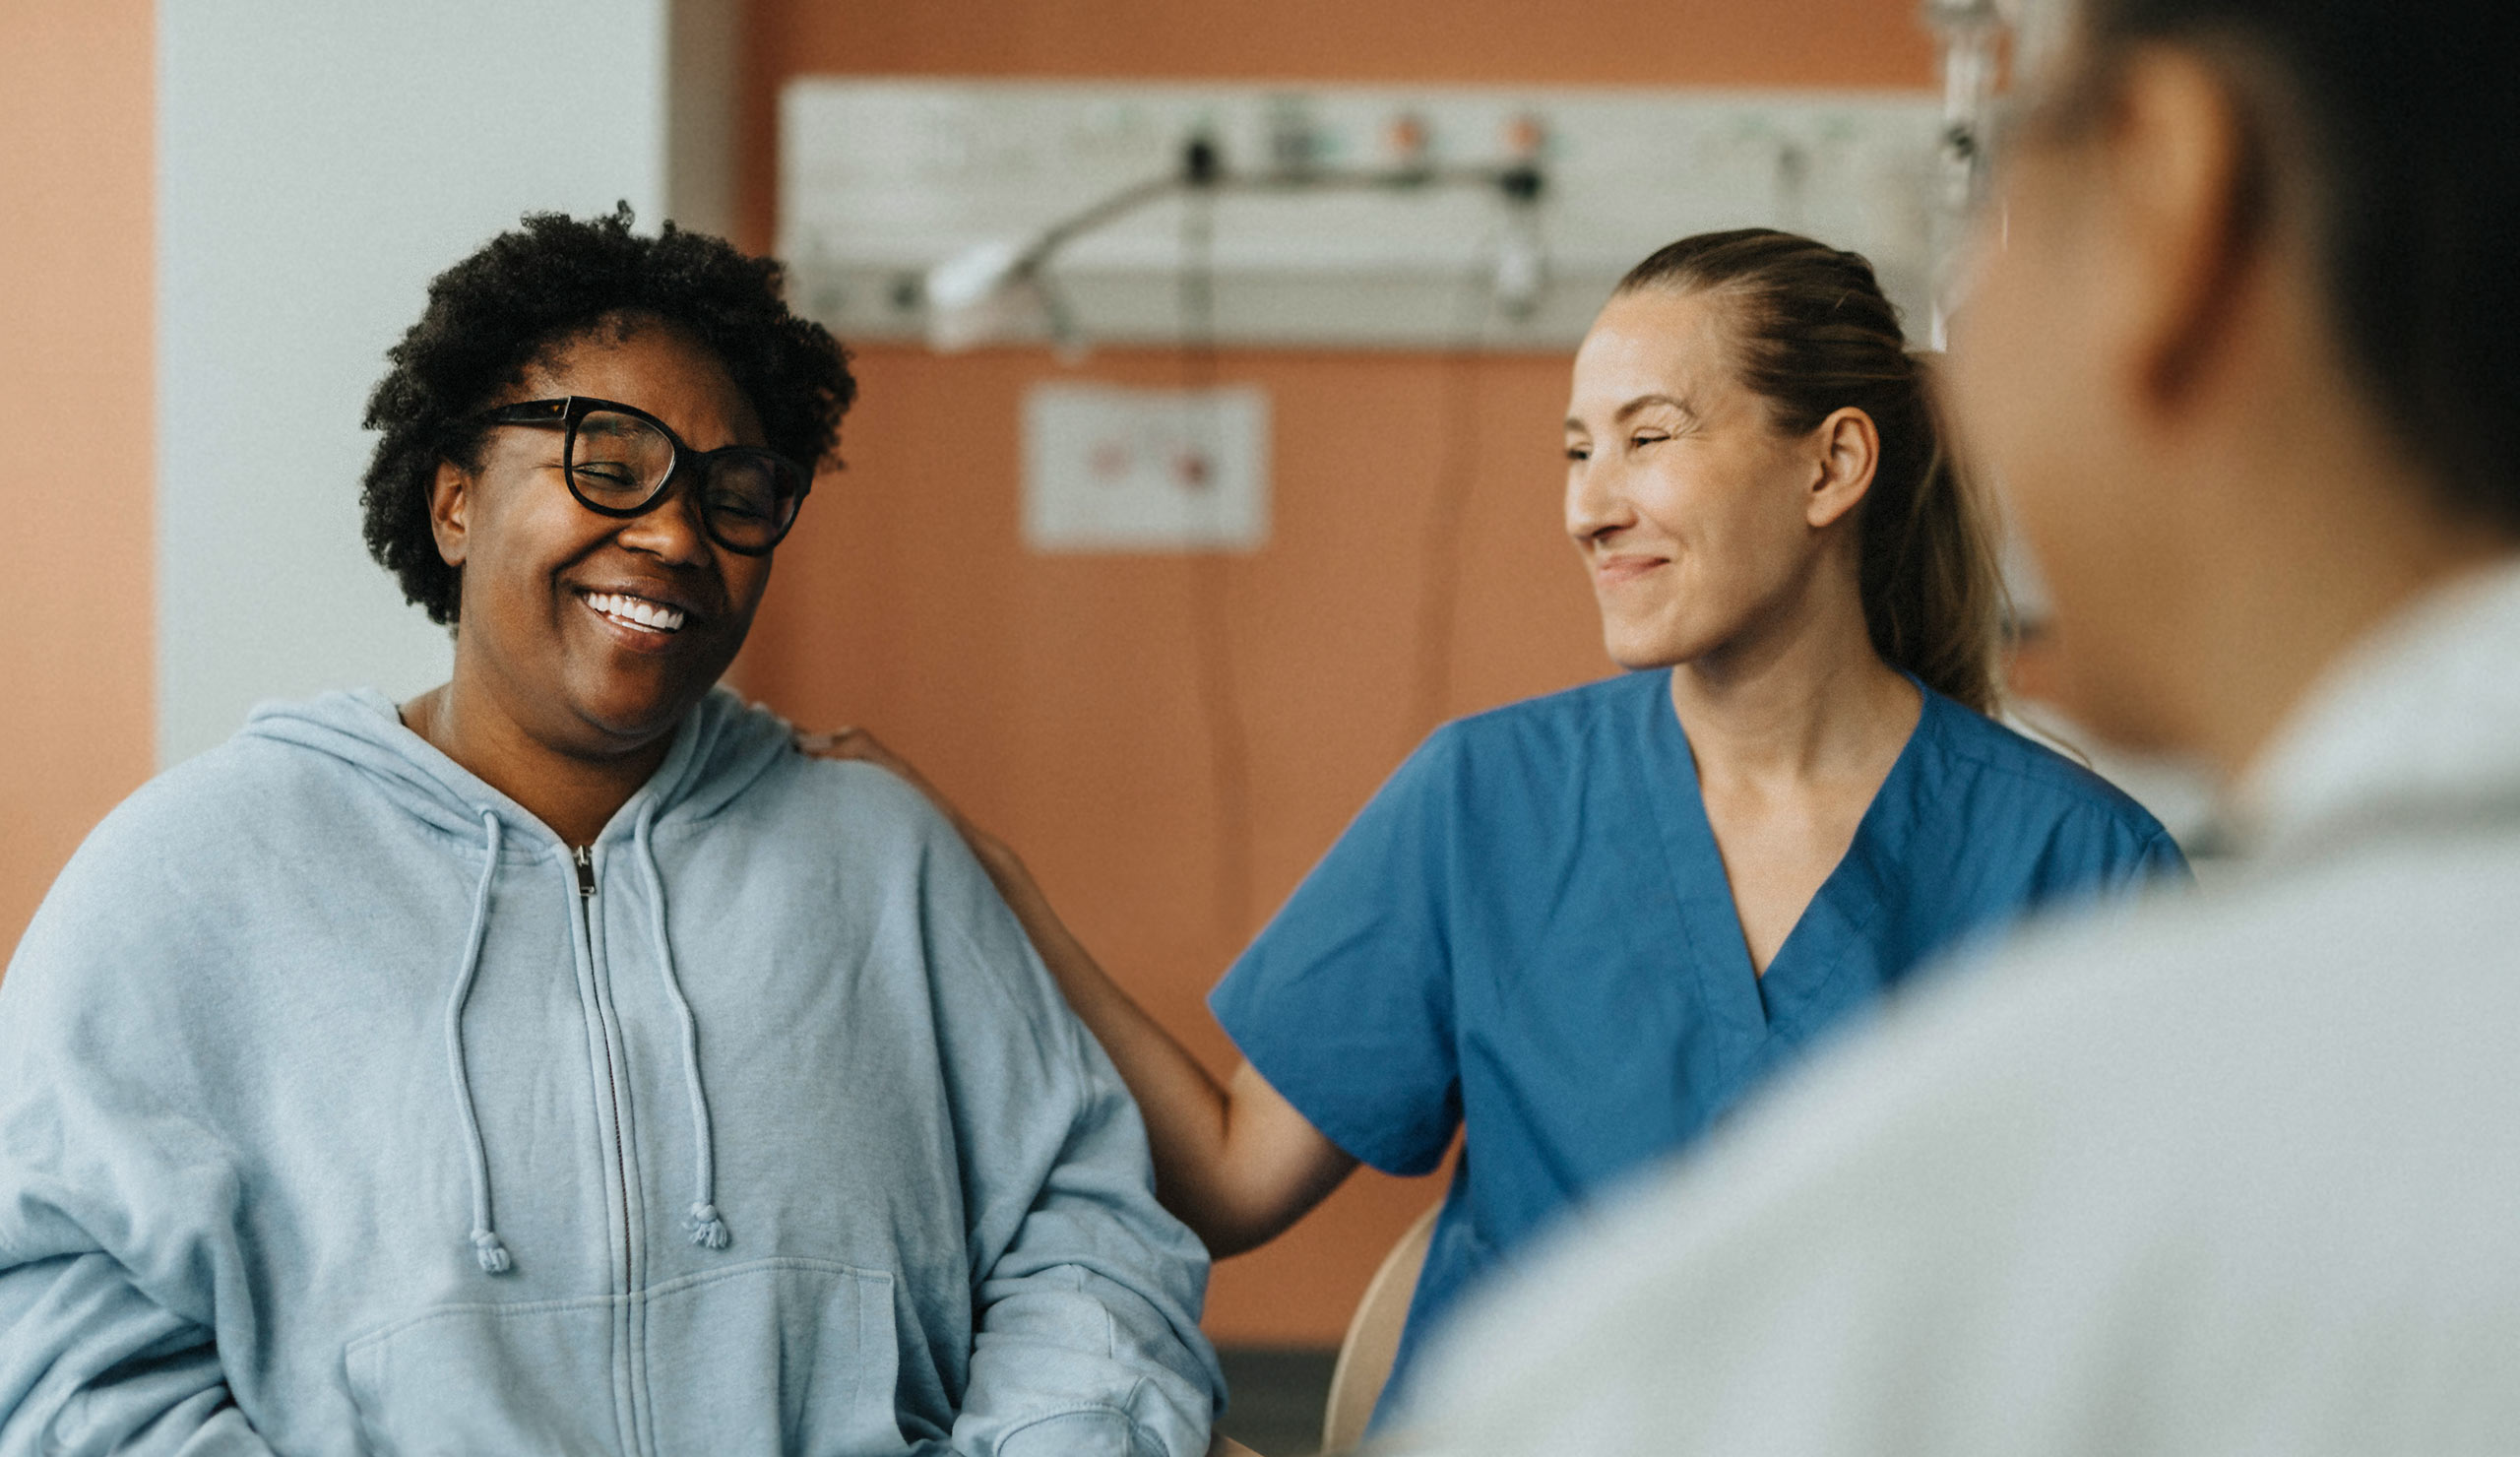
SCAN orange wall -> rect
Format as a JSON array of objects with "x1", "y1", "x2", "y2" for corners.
[
  {"x1": 737, "y1": 0, "x2": 1936, "y2": 1346},
  {"x1": 1, "y1": 1, "x2": 156, "y2": 963}
]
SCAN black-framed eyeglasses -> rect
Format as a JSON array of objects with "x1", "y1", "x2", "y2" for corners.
[{"x1": 471, "y1": 396, "x2": 811, "y2": 555}]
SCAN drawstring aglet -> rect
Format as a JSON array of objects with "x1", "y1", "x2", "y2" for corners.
[
  {"x1": 686, "y1": 1202, "x2": 730, "y2": 1250},
  {"x1": 638, "y1": 811, "x2": 730, "y2": 1260},
  {"x1": 471, "y1": 1228, "x2": 514, "y2": 1274}
]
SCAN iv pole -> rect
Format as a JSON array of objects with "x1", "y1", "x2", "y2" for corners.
[{"x1": 1922, "y1": 0, "x2": 2010, "y2": 348}]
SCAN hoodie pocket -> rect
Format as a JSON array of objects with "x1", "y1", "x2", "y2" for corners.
[{"x1": 346, "y1": 1258, "x2": 902, "y2": 1456}]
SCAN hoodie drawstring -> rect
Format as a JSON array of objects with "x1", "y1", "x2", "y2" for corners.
[
  {"x1": 446, "y1": 810, "x2": 513, "y2": 1274},
  {"x1": 634, "y1": 810, "x2": 730, "y2": 1251}
]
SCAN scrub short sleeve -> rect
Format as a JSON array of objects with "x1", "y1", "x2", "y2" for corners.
[
  {"x1": 1210, "y1": 728, "x2": 1463, "y2": 1177},
  {"x1": 2049, "y1": 807, "x2": 2193, "y2": 907},
  {"x1": 2128, "y1": 826, "x2": 2193, "y2": 886}
]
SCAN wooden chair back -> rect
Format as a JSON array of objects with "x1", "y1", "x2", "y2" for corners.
[{"x1": 1319, "y1": 1203, "x2": 1442, "y2": 1453}]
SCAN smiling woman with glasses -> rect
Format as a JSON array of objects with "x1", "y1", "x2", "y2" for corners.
[{"x1": 0, "y1": 207, "x2": 1225, "y2": 1455}]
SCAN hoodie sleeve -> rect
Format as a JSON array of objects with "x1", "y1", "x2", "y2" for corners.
[
  {"x1": 0, "y1": 1256, "x2": 275, "y2": 1456},
  {"x1": 907, "y1": 822, "x2": 1224, "y2": 1457},
  {"x1": 0, "y1": 824, "x2": 282, "y2": 1457}
]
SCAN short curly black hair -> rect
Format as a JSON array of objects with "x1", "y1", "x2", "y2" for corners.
[{"x1": 360, "y1": 205, "x2": 855, "y2": 625}]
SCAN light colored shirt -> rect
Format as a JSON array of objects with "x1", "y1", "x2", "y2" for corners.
[{"x1": 1394, "y1": 559, "x2": 2520, "y2": 1455}]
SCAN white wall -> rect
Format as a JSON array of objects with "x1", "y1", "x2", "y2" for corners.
[{"x1": 156, "y1": 0, "x2": 720, "y2": 764}]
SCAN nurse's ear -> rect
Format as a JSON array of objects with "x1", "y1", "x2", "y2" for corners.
[
  {"x1": 1803, "y1": 406, "x2": 1880, "y2": 531},
  {"x1": 429, "y1": 458, "x2": 474, "y2": 569}
]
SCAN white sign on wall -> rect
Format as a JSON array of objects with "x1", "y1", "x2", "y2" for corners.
[{"x1": 1023, "y1": 384, "x2": 1270, "y2": 553}]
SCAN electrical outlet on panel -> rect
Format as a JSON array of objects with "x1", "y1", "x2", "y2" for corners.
[
  {"x1": 1264, "y1": 93, "x2": 1321, "y2": 175},
  {"x1": 1024, "y1": 384, "x2": 1270, "y2": 553}
]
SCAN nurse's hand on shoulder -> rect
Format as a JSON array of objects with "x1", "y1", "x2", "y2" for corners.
[
  {"x1": 797, "y1": 725, "x2": 1359, "y2": 1256},
  {"x1": 797, "y1": 727, "x2": 1025, "y2": 879}
]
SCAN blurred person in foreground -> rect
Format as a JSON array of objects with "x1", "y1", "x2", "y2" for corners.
[
  {"x1": 0, "y1": 209, "x2": 1219, "y2": 1455},
  {"x1": 1391, "y1": 0, "x2": 2520, "y2": 1450}
]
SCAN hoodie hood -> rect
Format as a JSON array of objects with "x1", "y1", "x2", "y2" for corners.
[{"x1": 236, "y1": 684, "x2": 795, "y2": 854}]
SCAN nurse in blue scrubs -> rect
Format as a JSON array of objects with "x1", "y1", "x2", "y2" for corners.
[{"x1": 813, "y1": 227, "x2": 2187, "y2": 1422}]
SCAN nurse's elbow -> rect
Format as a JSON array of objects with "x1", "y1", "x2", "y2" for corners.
[
  {"x1": 1151, "y1": 1172, "x2": 1284, "y2": 1257},
  {"x1": 1180, "y1": 1137, "x2": 1360, "y2": 1258}
]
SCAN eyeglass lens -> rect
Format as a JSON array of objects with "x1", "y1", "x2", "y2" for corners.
[{"x1": 569, "y1": 408, "x2": 801, "y2": 552}]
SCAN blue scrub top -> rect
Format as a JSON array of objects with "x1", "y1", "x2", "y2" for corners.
[{"x1": 1209, "y1": 668, "x2": 2186, "y2": 1416}]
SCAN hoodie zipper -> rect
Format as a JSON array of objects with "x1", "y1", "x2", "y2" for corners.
[{"x1": 574, "y1": 846, "x2": 638, "y2": 1301}]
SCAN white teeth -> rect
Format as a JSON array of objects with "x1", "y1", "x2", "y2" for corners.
[{"x1": 583, "y1": 591, "x2": 686, "y2": 633}]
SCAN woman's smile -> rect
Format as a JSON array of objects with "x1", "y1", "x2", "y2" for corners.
[
  {"x1": 572, "y1": 584, "x2": 701, "y2": 655},
  {"x1": 580, "y1": 589, "x2": 687, "y2": 634},
  {"x1": 1591, "y1": 551, "x2": 1670, "y2": 588}
]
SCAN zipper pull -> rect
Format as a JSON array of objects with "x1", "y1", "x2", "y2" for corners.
[{"x1": 574, "y1": 845, "x2": 596, "y2": 898}]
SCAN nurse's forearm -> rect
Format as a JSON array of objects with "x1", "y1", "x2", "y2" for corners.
[{"x1": 974, "y1": 841, "x2": 1359, "y2": 1256}]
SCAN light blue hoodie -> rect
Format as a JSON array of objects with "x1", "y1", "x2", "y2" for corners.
[{"x1": 0, "y1": 688, "x2": 1222, "y2": 1455}]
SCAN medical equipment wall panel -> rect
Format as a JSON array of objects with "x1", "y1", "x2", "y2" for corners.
[{"x1": 781, "y1": 79, "x2": 1944, "y2": 351}]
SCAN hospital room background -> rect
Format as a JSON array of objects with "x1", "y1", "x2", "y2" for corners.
[{"x1": 2, "y1": 1, "x2": 2211, "y2": 1449}]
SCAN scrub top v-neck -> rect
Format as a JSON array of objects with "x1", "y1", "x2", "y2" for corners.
[{"x1": 1209, "y1": 667, "x2": 2186, "y2": 1417}]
